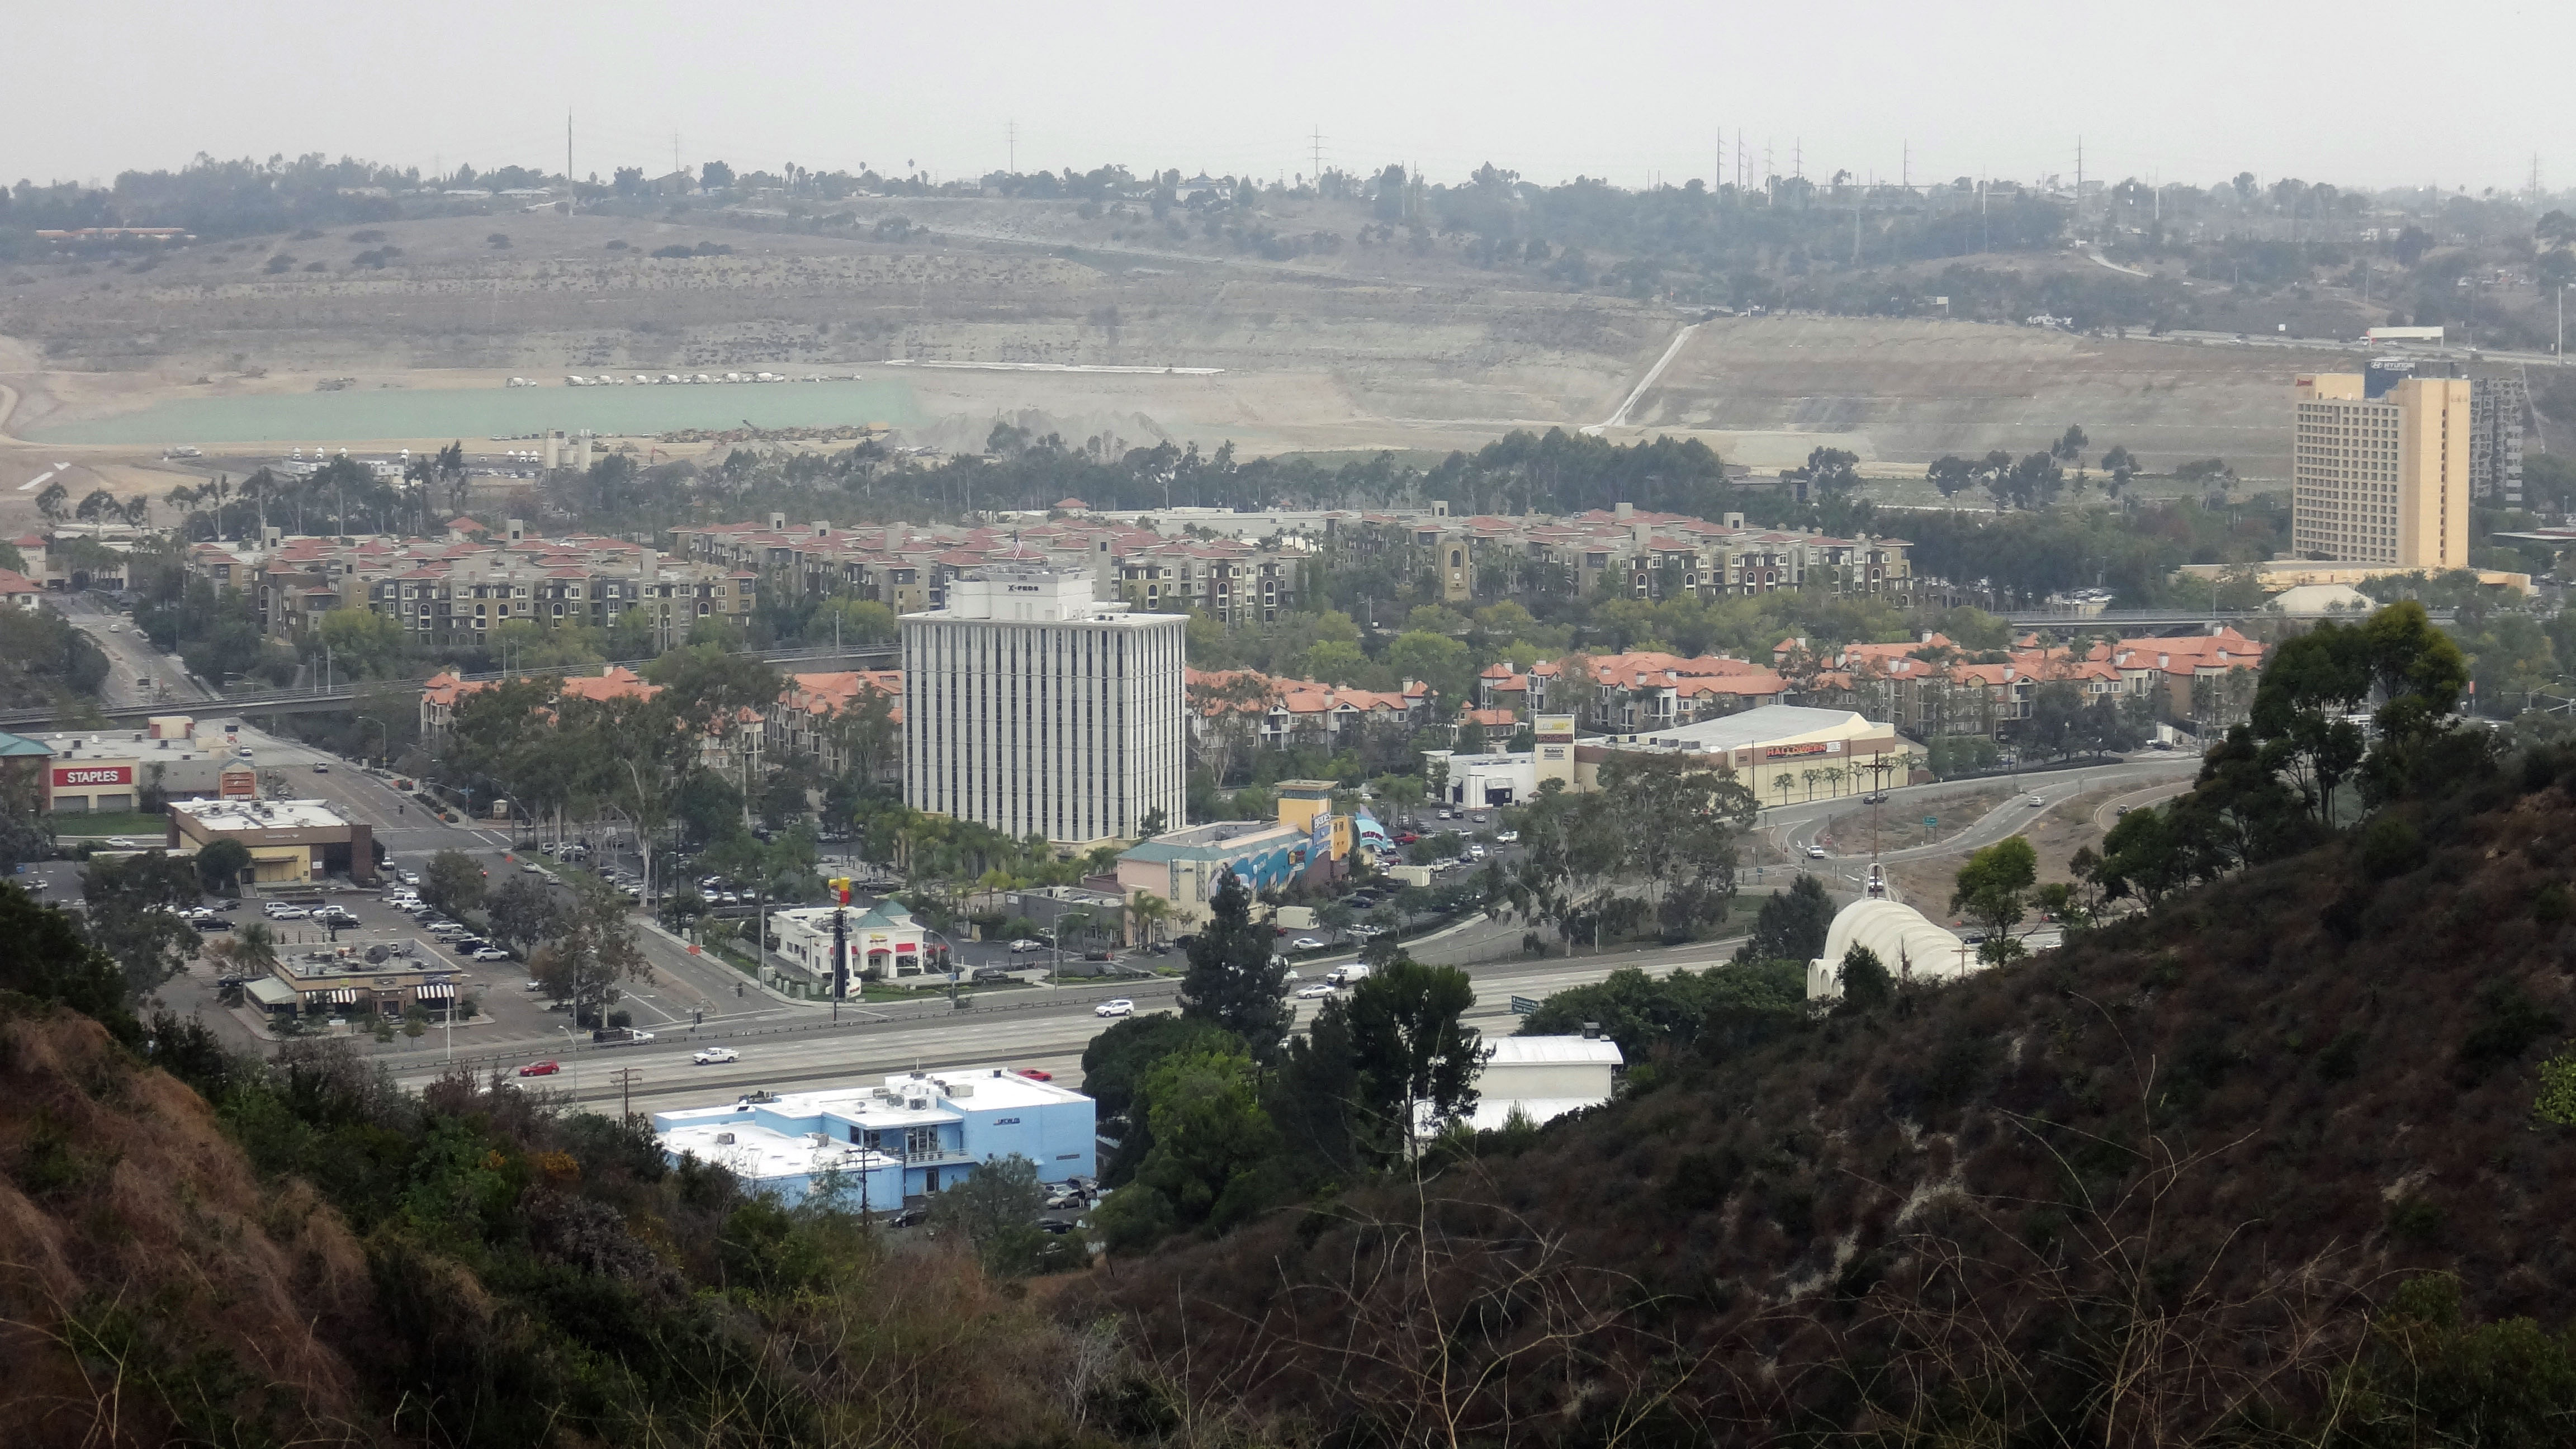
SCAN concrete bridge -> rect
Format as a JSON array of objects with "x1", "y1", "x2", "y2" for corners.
[{"x1": 0, "y1": 645, "x2": 900, "y2": 734}]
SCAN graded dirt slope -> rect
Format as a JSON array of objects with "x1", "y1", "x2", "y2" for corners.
[
  {"x1": 1, "y1": 202, "x2": 2343, "y2": 487},
  {"x1": 1609, "y1": 314, "x2": 2356, "y2": 479}
]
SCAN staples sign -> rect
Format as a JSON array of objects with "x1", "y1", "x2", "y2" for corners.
[{"x1": 54, "y1": 765, "x2": 134, "y2": 789}]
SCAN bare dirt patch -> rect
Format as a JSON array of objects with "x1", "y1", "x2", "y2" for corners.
[{"x1": 1881, "y1": 783, "x2": 2131, "y2": 923}]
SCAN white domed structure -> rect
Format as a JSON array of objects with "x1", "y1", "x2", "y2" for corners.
[{"x1": 1807, "y1": 899, "x2": 1977, "y2": 1002}]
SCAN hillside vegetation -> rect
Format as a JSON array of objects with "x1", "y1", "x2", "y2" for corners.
[{"x1": 1088, "y1": 671, "x2": 2576, "y2": 1443}]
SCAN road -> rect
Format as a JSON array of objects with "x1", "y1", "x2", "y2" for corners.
[
  {"x1": 387, "y1": 943, "x2": 1737, "y2": 1116},
  {"x1": 1768, "y1": 753, "x2": 2202, "y2": 868},
  {"x1": 1584, "y1": 320, "x2": 1703, "y2": 434},
  {"x1": 52, "y1": 593, "x2": 215, "y2": 712}
]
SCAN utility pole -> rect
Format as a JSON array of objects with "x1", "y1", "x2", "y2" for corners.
[
  {"x1": 612, "y1": 1066, "x2": 641, "y2": 1123},
  {"x1": 1311, "y1": 127, "x2": 1323, "y2": 191},
  {"x1": 1007, "y1": 118, "x2": 1016, "y2": 173},
  {"x1": 566, "y1": 112, "x2": 574, "y2": 214}
]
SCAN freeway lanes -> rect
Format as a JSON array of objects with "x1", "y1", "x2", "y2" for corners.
[{"x1": 394, "y1": 946, "x2": 1736, "y2": 1116}]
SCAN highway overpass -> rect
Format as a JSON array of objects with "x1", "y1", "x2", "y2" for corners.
[{"x1": 0, "y1": 644, "x2": 900, "y2": 733}]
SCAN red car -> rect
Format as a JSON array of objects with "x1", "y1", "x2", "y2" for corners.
[
  {"x1": 1395, "y1": 832, "x2": 1422, "y2": 845},
  {"x1": 1012, "y1": 1068, "x2": 1054, "y2": 1082},
  {"x1": 517, "y1": 1059, "x2": 561, "y2": 1077}
]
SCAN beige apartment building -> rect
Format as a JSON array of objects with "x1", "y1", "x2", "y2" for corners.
[{"x1": 2292, "y1": 371, "x2": 2470, "y2": 570}]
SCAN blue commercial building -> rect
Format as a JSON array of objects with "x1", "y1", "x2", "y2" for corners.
[{"x1": 652, "y1": 1068, "x2": 1096, "y2": 1204}]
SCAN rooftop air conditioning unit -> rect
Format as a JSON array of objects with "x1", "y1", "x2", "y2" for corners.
[
  {"x1": 907, "y1": 1098, "x2": 929, "y2": 1112},
  {"x1": 714, "y1": 1132, "x2": 736, "y2": 1145},
  {"x1": 808, "y1": 1133, "x2": 830, "y2": 1147}
]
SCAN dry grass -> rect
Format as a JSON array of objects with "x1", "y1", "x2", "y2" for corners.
[{"x1": 0, "y1": 1003, "x2": 377, "y2": 1447}]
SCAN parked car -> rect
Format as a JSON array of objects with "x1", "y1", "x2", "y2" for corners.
[
  {"x1": 1494, "y1": 830, "x2": 1520, "y2": 844},
  {"x1": 1093, "y1": 998, "x2": 1135, "y2": 1018},
  {"x1": 523, "y1": 979, "x2": 547, "y2": 992},
  {"x1": 1014, "y1": 1068, "x2": 1054, "y2": 1081},
  {"x1": 521, "y1": 861, "x2": 546, "y2": 875},
  {"x1": 1291, "y1": 935, "x2": 1326, "y2": 950},
  {"x1": 1008, "y1": 937, "x2": 1045, "y2": 953},
  {"x1": 1083, "y1": 948, "x2": 1114, "y2": 962},
  {"x1": 1395, "y1": 831, "x2": 1421, "y2": 845},
  {"x1": 1295, "y1": 983, "x2": 1338, "y2": 999},
  {"x1": 692, "y1": 1046, "x2": 739, "y2": 1066},
  {"x1": 517, "y1": 1060, "x2": 560, "y2": 1077},
  {"x1": 266, "y1": 905, "x2": 310, "y2": 920},
  {"x1": 471, "y1": 947, "x2": 511, "y2": 962}
]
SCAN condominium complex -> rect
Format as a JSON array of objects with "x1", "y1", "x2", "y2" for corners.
[
  {"x1": 901, "y1": 565, "x2": 1187, "y2": 846},
  {"x1": 186, "y1": 517, "x2": 754, "y2": 647},
  {"x1": 2291, "y1": 369, "x2": 2470, "y2": 569},
  {"x1": 670, "y1": 511, "x2": 1308, "y2": 624}
]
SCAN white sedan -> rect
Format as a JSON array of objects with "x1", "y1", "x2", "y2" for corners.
[
  {"x1": 1291, "y1": 936, "x2": 1327, "y2": 951},
  {"x1": 1093, "y1": 998, "x2": 1135, "y2": 1019},
  {"x1": 1295, "y1": 983, "x2": 1338, "y2": 1000},
  {"x1": 1008, "y1": 938, "x2": 1045, "y2": 953},
  {"x1": 1805, "y1": 845, "x2": 1827, "y2": 859},
  {"x1": 266, "y1": 906, "x2": 310, "y2": 920},
  {"x1": 470, "y1": 947, "x2": 511, "y2": 962},
  {"x1": 692, "y1": 1046, "x2": 740, "y2": 1065}
]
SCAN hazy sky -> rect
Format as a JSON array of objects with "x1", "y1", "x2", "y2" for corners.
[{"x1": 15, "y1": 1, "x2": 2568, "y2": 195}]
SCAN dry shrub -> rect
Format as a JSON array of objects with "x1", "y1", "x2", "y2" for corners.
[{"x1": 0, "y1": 1002, "x2": 375, "y2": 1446}]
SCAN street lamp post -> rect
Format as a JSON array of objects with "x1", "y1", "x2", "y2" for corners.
[
  {"x1": 559, "y1": 1025, "x2": 582, "y2": 1101},
  {"x1": 361, "y1": 716, "x2": 388, "y2": 768}
]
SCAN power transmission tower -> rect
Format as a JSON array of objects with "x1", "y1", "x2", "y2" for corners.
[
  {"x1": 565, "y1": 113, "x2": 574, "y2": 214},
  {"x1": 1311, "y1": 126, "x2": 1324, "y2": 191},
  {"x1": 1008, "y1": 119, "x2": 1016, "y2": 173}
]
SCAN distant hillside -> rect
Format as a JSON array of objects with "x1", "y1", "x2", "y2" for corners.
[{"x1": 1087, "y1": 742, "x2": 2576, "y2": 1442}]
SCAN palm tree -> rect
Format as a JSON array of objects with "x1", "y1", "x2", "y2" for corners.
[
  {"x1": 1772, "y1": 771, "x2": 1796, "y2": 807},
  {"x1": 1124, "y1": 889, "x2": 1171, "y2": 948}
]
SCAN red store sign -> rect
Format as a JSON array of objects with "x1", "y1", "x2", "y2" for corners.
[{"x1": 53, "y1": 764, "x2": 135, "y2": 789}]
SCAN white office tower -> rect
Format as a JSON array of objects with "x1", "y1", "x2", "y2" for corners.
[{"x1": 902, "y1": 565, "x2": 1186, "y2": 845}]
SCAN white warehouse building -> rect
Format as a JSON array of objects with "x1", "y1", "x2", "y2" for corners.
[{"x1": 902, "y1": 565, "x2": 1187, "y2": 846}]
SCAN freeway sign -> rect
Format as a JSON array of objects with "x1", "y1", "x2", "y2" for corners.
[
  {"x1": 1509, "y1": 995, "x2": 1541, "y2": 1016},
  {"x1": 1924, "y1": 816, "x2": 1938, "y2": 827}
]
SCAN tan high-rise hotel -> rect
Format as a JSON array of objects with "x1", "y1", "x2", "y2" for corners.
[{"x1": 2291, "y1": 366, "x2": 2469, "y2": 569}]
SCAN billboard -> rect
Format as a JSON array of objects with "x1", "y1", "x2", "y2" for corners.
[{"x1": 53, "y1": 764, "x2": 134, "y2": 789}]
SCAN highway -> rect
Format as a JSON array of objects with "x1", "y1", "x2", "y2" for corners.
[
  {"x1": 49, "y1": 592, "x2": 216, "y2": 713},
  {"x1": 1768, "y1": 752, "x2": 2202, "y2": 867},
  {"x1": 387, "y1": 944, "x2": 1740, "y2": 1116}
]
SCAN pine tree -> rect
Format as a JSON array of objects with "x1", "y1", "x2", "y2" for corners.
[{"x1": 1177, "y1": 872, "x2": 1292, "y2": 1061}]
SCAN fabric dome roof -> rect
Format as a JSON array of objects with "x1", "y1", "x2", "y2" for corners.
[{"x1": 1807, "y1": 899, "x2": 1977, "y2": 1001}]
